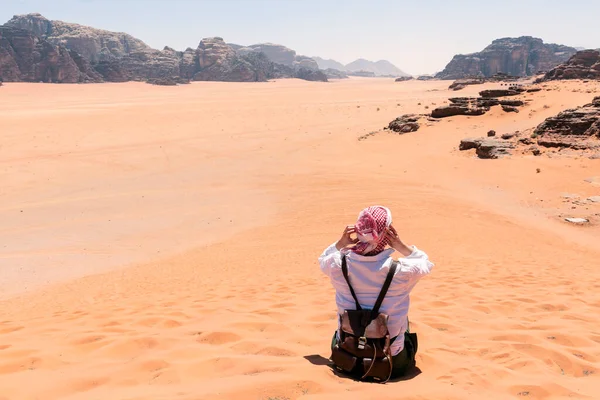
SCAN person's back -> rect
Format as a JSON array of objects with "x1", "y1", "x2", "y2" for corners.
[{"x1": 319, "y1": 206, "x2": 434, "y2": 381}]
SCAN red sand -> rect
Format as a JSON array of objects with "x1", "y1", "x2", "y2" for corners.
[{"x1": 0, "y1": 78, "x2": 599, "y2": 399}]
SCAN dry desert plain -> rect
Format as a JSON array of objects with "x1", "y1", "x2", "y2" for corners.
[{"x1": 1, "y1": 77, "x2": 600, "y2": 399}]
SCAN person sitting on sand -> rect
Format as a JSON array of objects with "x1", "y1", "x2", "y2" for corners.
[{"x1": 318, "y1": 206, "x2": 434, "y2": 381}]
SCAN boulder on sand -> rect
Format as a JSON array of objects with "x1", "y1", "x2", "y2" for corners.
[
  {"x1": 533, "y1": 96, "x2": 600, "y2": 150},
  {"x1": 502, "y1": 105, "x2": 520, "y2": 113},
  {"x1": 476, "y1": 139, "x2": 515, "y2": 159},
  {"x1": 499, "y1": 99, "x2": 524, "y2": 106},
  {"x1": 449, "y1": 78, "x2": 484, "y2": 90},
  {"x1": 459, "y1": 138, "x2": 484, "y2": 150},
  {"x1": 431, "y1": 105, "x2": 487, "y2": 118},
  {"x1": 479, "y1": 89, "x2": 521, "y2": 98},
  {"x1": 388, "y1": 114, "x2": 420, "y2": 133},
  {"x1": 459, "y1": 137, "x2": 514, "y2": 158}
]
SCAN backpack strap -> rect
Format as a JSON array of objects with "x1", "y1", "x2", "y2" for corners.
[
  {"x1": 341, "y1": 254, "x2": 361, "y2": 310},
  {"x1": 371, "y1": 260, "x2": 398, "y2": 316}
]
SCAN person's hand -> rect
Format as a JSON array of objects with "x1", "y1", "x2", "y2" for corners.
[
  {"x1": 336, "y1": 225, "x2": 358, "y2": 250},
  {"x1": 385, "y1": 225, "x2": 413, "y2": 256}
]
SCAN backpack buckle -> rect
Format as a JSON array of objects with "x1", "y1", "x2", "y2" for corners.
[{"x1": 358, "y1": 336, "x2": 367, "y2": 350}]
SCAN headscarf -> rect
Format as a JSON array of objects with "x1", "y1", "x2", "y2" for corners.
[{"x1": 351, "y1": 206, "x2": 392, "y2": 256}]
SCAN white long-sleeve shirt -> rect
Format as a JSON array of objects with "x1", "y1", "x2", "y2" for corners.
[{"x1": 319, "y1": 243, "x2": 434, "y2": 355}]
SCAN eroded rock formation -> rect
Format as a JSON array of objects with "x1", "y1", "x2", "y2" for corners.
[{"x1": 436, "y1": 37, "x2": 577, "y2": 80}]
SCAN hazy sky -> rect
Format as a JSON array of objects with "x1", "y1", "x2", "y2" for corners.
[{"x1": 1, "y1": 0, "x2": 598, "y2": 75}]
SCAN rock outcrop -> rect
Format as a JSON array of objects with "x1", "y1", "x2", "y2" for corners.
[
  {"x1": 323, "y1": 68, "x2": 348, "y2": 79},
  {"x1": 312, "y1": 57, "x2": 347, "y2": 71},
  {"x1": 193, "y1": 41, "x2": 267, "y2": 82},
  {"x1": 449, "y1": 78, "x2": 484, "y2": 90},
  {"x1": 292, "y1": 55, "x2": 319, "y2": 70},
  {"x1": 476, "y1": 139, "x2": 515, "y2": 158},
  {"x1": 459, "y1": 137, "x2": 515, "y2": 158},
  {"x1": 4, "y1": 14, "x2": 328, "y2": 84},
  {"x1": 537, "y1": 50, "x2": 600, "y2": 81},
  {"x1": 388, "y1": 114, "x2": 420, "y2": 133},
  {"x1": 431, "y1": 88, "x2": 531, "y2": 119},
  {"x1": 458, "y1": 97, "x2": 600, "y2": 159},
  {"x1": 146, "y1": 76, "x2": 190, "y2": 86},
  {"x1": 0, "y1": 25, "x2": 102, "y2": 82},
  {"x1": 238, "y1": 43, "x2": 295, "y2": 65},
  {"x1": 235, "y1": 43, "x2": 319, "y2": 70},
  {"x1": 431, "y1": 105, "x2": 487, "y2": 118},
  {"x1": 532, "y1": 96, "x2": 600, "y2": 149},
  {"x1": 192, "y1": 39, "x2": 322, "y2": 82},
  {"x1": 436, "y1": 37, "x2": 577, "y2": 80},
  {"x1": 294, "y1": 68, "x2": 328, "y2": 82},
  {"x1": 502, "y1": 105, "x2": 519, "y2": 113},
  {"x1": 459, "y1": 138, "x2": 484, "y2": 150},
  {"x1": 395, "y1": 76, "x2": 413, "y2": 82},
  {"x1": 349, "y1": 70, "x2": 376, "y2": 77},
  {"x1": 479, "y1": 89, "x2": 521, "y2": 98},
  {"x1": 6, "y1": 13, "x2": 150, "y2": 63}
]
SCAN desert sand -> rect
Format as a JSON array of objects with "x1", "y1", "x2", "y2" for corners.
[{"x1": 1, "y1": 78, "x2": 599, "y2": 399}]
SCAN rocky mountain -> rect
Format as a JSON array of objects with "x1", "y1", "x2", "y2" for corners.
[
  {"x1": 5, "y1": 13, "x2": 150, "y2": 63},
  {"x1": 313, "y1": 56, "x2": 409, "y2": 77},
  {"x1": 345, "y1": 59, "x2": 409, "y2": 77},
  {"x1": 0, "y1": 25, "x2": 102, "y2": 82},
  {"x1": 1, "y1": 13, "x2": 328, "y2": 83},
  {"x1": 231, "y1": 43, "x2": 319, "y2": 70},
  {"x1": 436, "y1": 37, "x2": 577, "y2": 80},
  {"x1": 312, "y1": 57, "x2": 347, "y2": 71},
  {"x1": 537, "y1": 50, "x2": 600, "y2": 81},
  {"x1": 323, "y1": 68, "x2": 348, "y2": 79}
]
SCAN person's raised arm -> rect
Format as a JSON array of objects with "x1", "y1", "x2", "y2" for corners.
[
  {"x1": 385, "y1": 225, "x2": 434, "y2": 275},
  {"x1": 319, "y1": 225, "x2": 359, "y2": 277}
]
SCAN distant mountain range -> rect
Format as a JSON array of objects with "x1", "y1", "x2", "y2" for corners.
[
  {"x1": 313, "y1": 57, "x2": 410, "y2": 77},
  {"x1": 1, "y1": 13, "x2": 330, "y2": 83},
  {"x1": 3, "y1": 13, "x2": 595, "y2": 85},
  {"x1": 0, "y1": 13, "x2": 410, "y2": 83}
]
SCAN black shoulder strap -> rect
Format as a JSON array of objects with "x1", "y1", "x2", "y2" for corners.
[
  {"x1": 372, "y1": 261, "x2": 398, "y2": 316},
  {"x1": 341, "y1": 255, "x2": 361, "y2": 310}
]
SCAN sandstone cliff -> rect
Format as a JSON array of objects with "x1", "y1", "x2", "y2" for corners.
[
  {"x1": 0, "y1": 25, "x2": 102, "y2": 82},
  {"x1": 537, "y1": 50, "x2": 600, "y2": 81},
  {"x1": 6, "y1": 13, "x2": 150, "y2": 62},
  {"x1": 436, "y1": 37, "x2": 577, "y2": 80},
  {"x1": 2, "y1": 14, "x2": 327, "y2": 84},
  {"x1": 233, "y1": 43, "x2": 319, "y2": 70},
  {"x1": 193, "y1": 38, "x2": 326, "y2": 82}
]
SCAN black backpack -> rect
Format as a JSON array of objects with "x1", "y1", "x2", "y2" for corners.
[{"x1": 330, "y1": 255, "x2": 398, "y2": 382}]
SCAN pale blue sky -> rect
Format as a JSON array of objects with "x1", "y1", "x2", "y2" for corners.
[{"x1": 1, "y1": 0, "x2": 598, "y2": 75}]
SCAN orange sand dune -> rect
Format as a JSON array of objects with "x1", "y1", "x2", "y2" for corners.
[{"x1": 1, "y1": 78, "x2": 599, "y2": 399}]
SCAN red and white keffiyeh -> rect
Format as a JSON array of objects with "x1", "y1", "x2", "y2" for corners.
[{"x1": 352, "y1": 206, "x2": 392, "y2": 256}]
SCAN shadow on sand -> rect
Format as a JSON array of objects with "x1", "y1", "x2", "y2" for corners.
[{"x1": 303, "y1": 354, "x2": 422, "y2": 382}]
